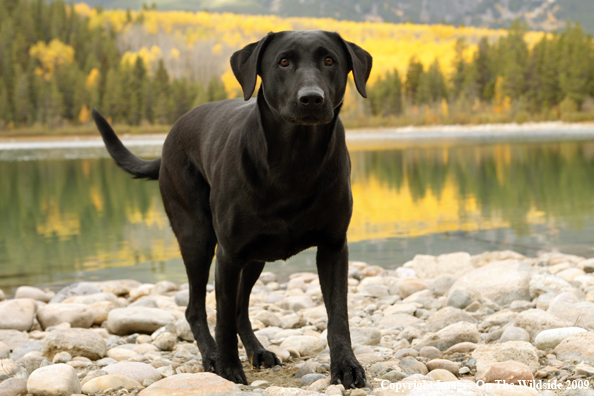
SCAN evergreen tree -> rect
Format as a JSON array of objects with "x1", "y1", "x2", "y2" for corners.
[
  {"x1": 207, "y1": 76, "x2": 226, "y2": 103},
  {"x1": 13, "y1": 67, "x2": 32, "y2": 125},
  {"x1": 369, "y1": 69, "x2": 402, "y2": 116},
  {"x1": 0, "y1": 81, "x2": 13, "y2": 125},
  {"x1": 450, "y1": 37, "x2": 467, "y2": 100},
  {"x1": 559, "y1": 23, "x2": 592, "y2": 108},
  {"x1": 127, "y1": 57, "x2": 147, "y2": 125},
  {"x1": 404, "y1": 56, "x2": 424, "y2": 103},
  {"x1": 500, "y1": 20, "x2": 529, "y2": 100},
  {"x1": 102, "y1": 67, "x2": 123, "y2": 123}
]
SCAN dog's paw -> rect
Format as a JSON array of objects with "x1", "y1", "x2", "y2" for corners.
[
  {"x1": 216, "y1": 359, "x2": 248, "y2": 385},
  {"x1": 330, "y1": 357, "x2": 366, "y2": 388},
  {"x1": 249, "y1": 349, "x2": 281, "y2": 368},
  {"x1": 202, "y1": 354, "x2": 217, "y2": 372}
]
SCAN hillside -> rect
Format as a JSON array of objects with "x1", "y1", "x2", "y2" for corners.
[{"x1": 78, "y1": 0, "x2": 594, "y2": 33}]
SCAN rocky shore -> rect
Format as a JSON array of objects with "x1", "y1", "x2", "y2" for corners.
[{"x1": 1, "y1": 250, "x2": 593, "y2": 396}]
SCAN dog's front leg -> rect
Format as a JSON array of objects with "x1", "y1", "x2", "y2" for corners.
[
  {"x1": 317, "y1": 241, "x2": 366, "y2": 388},
  {"x1": 214, "y1": 248, "x2": 248, "y2": 384}
]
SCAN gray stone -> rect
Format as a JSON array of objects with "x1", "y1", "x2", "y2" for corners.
[
  {"x1": 26, "y1": 364, "x2": 81, "y2": 396},
  {"x1": 425, "y1": 306, "x2": 478, "y2": 332},
  {"x1": 300, "y1": 373, "x2": 326, "y2": 387},
  {"x1": 0, "y1": 358, "x2": 28, "y2": 382},
  {"x1": 0, "y1": 299, "x2": 36, "y2": 331},
  {"x1": 42, "y1": 328, "x2": 106, "y2": 360},
  {"x1": 535, "y1": 327, "x2": 587, "y2": 350},
  {"x1": 0, "y1": 330, "x2": 29, "y2": 349},
  {"x1": 15, "y1": 286, "x2": 53, "y2": 303},
  {"x1": 350, "y1": 327, "x2": 381, "y2": 346},
  {"x1": 175, "y1": 317, "x2": 195, "y2": 342},
  {"x1": 153, "y1": 332, "x2": 176, "y2": 351},
  {"x1": 102, "y1": 361, "x2": 162, "y2": 383},
  {"x1": 529, "y1": 272, "x2": 573, "y2": 297},
  {"x1": 50, "y1": 282, "x2": 101, "y2": 304},
  {"x1": 409, "y1": 253, "x2": 474, "y2": 279},
  {"x1": 548, "y1": 301, "x2": 594, "y2": 329},
  {"x1": 554, "y1": 331, "x2": 594, "y2": 365},
  {"x1": 514, "y1": 309, "x2": 569, "y2": 340},
  {"x1": 426, "y1": 359, "x2": 459, "y2": 375},
  {"x1": 448, "y1": 260, "x2": 534, "y2": 306},
  {"x1": 16, "y1": 355, "x2": 52, "y2": 375},
  {"x1": 107, "y1": 307, "x2": 176, "y2": 335},
  {"x1": 11, "y1": 340, "x2": 43, "y2": 360},
  {"x1": 0, "y1": 377, "x2": 28, "y2": 396},
  {"x1": 295, "y1": 360, "x2": 318, "y2": 378},
  {"x1": 81, "y1": 374, "x2": 143, "y2": 394},
  {"x1": 472, "y1": 341, "x2": 539, "y2": 378},
  {"x1": 174, "y1": 290, "x2": 189, "y2": 306},
  {"x1": 447, "y1": 289, "x2": 473, "y2": 309},
  {"x1": 417, "y1": 321, "x2": 480, "y2": 351},
  {"x1": 431, "y1": 274, "x2": 459, "y2": 297},
  {"x1": 36, "y1": 303, "x2": 94, "y2": 329},
  {"x1": 400, "y1": 356, "x2": 428, "y2": 375},
  {"x1": 52, "y1": 351, "x2": 72, "y2": 364},
  {"x1": 280, "y1": 296, "x2": 314, "y2": 312},
  {"x1": 378, "y1": 313, "x2": 422, "y2": 329},
  {"x1": 499, "y1": 326, "x2": 531, "y2": 343}
]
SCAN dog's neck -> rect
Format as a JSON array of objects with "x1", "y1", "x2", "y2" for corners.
[{"x1": 255, "y1": 89, "x2": 341, "y2": 168}]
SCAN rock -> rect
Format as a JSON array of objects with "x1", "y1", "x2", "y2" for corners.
[
  {"x1": 0, "y1": 330, "x2": 29, "y2": 349},
  {"x1": 378, "y1": 313, "x2": 422, "y2": 329},
  {"x1": 426, "y1": 359, "x2": 459, "y2": 375},
  {"x1": 81, "y1": 374, "x2": 142, "y2": 394},
  {"x1": 265, "y1": 387, "x2": 324, "y2": 396},
  {"x1": 107, "y1": 307, "x2": 176, "y2": 335},
  {"x1": 557, "y1": 268, "x2": 585, "y2": 282},
  {"x1": 52, "y1": 351, "x2": 72, "y2": 364},
  {"x1": 400, "y1": 356, "x2": 428, "y2": 375},
  {"x1": 417, "y1": 322, "x2": 480, "y2": 351},
  {"x1": 174, "y1": 290, "x2": 189, "y2": 306},
  {"x1": 514, "y1": 309, "x2": 568, "y2": 340},
  {"x1": 427, "y1": 369, "x2": 458, "y2": 382},
  {"x1": 395, "y1": 279, "x2": 429, "y2": 298},
  {"x1": 175, "y1": 318, "x2": 195, "y2": 342},
  {"x1": 534, "y1": 327, "x2": 587, "y2": 350},
  {"x1": 0, "y1": 378, "x2": 28, "y2": 396},
  {"x1": 50, "y1": 282, "x2": 101, "y2": 304},
  {"x1": 153, "y1": 332, "x2": 176, "y2": 351},
  {"x1": 138, "y1": 372, "x2": 241, "y2": 395},
  {"x1": 36, "y1": 303, "x2": 94, "y2": 330},
  {"x1": 425, "y1": 307, "x2": 478, "y2": 332},
  {"x1": 419, "y1": 346, "x2": 442, "y2": 359},
  {"x1": 384, "y1": 303, "x2": 418, "y2": 316},
  {"x1": 15, "y1": 287, "x2": 54, "y2": 303},
  {"x1": 445, "y1": 342, "x2": 478, "y2": 354},
  {"x1": 11, "y1": 340, "x2": 43, "y2": 360},
  {"x1": 0, "y1": 341, "x2": 9, "y2": 359},
  {"x1": 483, "y1": 361, "x2": 534, "y2": 385},
  {"x1": 350, "y1": 327, "x2": 381, "y2": 346},
  {"x1": 254, "y1": 310, "x2": 282, "y2": 327},
  {"x1": 471, "y1": 251, "x2": 526, "y2": 267},
  {"x1": 106, "y1": 347, "x2": 138, "y2": 361},
  {"x1": 431, "y1": 274, "x2": 459, "y2": 297},
  {"x1": 0, "y1": 358, "x2": 28, "y2": 382},
  {"x1": 300, "y1": 339, "x2": 327, "y2": 357},
  {"x1": 447, "y1": 289, "x2": 474, "y2": 309},
  {"x1": 448, "y1": 260, "x2": 534, "y2": 306},
  {"x1": 499, "y1": 327, "x2": 531, "y2": 343},
  {"x1": 102, "y1": 361, "x2": 161, "y2": 383},
  {"x1": 548, "y1": 301, "x2": 594, "y2": 329},
  {"x1": 472, "y1": 341, "x2": 539, "y2": 378},
  {"x1": 529, "y1": 272, "x2": 573, "y2": 297},
  {"x1": 409, "y1": 253, "x2": 474, "y2": 279},
  {"x1": 16, "y1": 355, "x2": 52, "y2": 375},
  {"x1": 280, "y1": 296, "x2": 314, "y2": 312},
  {"x1": 0, "y1": 299, "x2": 36, "y2": 331},
  {"x1": 554, "y1": 331, "x2": 594, "y2": 365},
  {"x1": 280, "y1": 336, "x2": 325, "y2": 357},
  {"x1": 295, "y1": 361, "x2": 319, "y2": 378},
  {"x1": 42, "y1": 328, "x2": 106, "y2": 360},
  {"x1": 26, "y1": 364, "x2": 81, "y2": 396},
  {"x1": 300, "y1": 373, "x2": 326, "y2": 387}
]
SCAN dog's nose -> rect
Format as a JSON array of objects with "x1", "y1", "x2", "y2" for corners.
[{"x1": 298, "y1": 88, "x2": 324, "y2": 106}]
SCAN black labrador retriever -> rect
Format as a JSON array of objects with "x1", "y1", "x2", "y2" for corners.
[{"x1": 92, "y1": 30, "x2": 372, "y2": 388}]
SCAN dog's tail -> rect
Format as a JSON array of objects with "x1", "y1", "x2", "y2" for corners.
[{"x1": 92, "y1": 108, "x2": 161, "y2": 180}]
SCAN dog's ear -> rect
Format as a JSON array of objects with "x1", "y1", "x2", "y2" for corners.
[
  {"x1": 330, "y1": 33, "x2": 373, "y2": 98},
  {"x1": 231, "y1": 33, "x2": 274, "y2": 101}
]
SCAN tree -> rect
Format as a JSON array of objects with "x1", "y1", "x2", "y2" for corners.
[
  {"x1": 500, "y1": 20, "x2": 529, "y2": 100},
  {"x1": 13, "y1": 67, "x2": 32, "y2": 125},
  {"x1": 369, "y1": 69, "x2": 402, "y2": 116},
  {"x1": 450, "y1": 37, "x2": 467, "y2": 100},
  {"x1": 102, "y1": 67, "x2": 123, "y2": 122},
  {"x1": 559, "y1": 23, "x2": 592, "y2": 108},
  {"x1": 404, "y1": 56, "x2": 424, "y2": 104}
]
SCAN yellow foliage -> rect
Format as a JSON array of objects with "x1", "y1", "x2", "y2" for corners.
[
  {"x1": 29, "y1": 39, "x2": 75, "y2": 80},
  {"x1": 441, "y1": 98, "x2": 449, "y2": 117},
  {"x1": 121, "y1": 46, "x2": 162, "y2": 72},
  {"x1": 78, "y1": 105, "x2": 91, "y2": 124},
  {"x1": 170, "y1": 48, "x2": 180, "y2": 59},
  {"x1": 86, "y1": 68, "x2": 100, "y2": 88}
]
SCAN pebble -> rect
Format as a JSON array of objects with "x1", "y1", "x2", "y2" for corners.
[
  {"x1": 0, "y1": 378, "x2": 28, "y2": 396},
  {"x1": 107, "y1": 307, "x2": 176, "y2": 335},
  {"x1": 472, "y1": 341, "x2": 540, "y2": 378},
  {"x1": 42, "y1": 328, "x2": 106, "y2": 360},
  {"x1": 400, "y1": 356, "x2": 428, "y2": 375},
  {"x1": 81, "y1": 374, "x2": 143, "y2": 394},
  {"x1": 15, "y1": 286, "x2": 54, "y2": 302},
  {"x1": 300, "y1": 373, "x2": 326, "y2": 386},
  {"x1": 426, "y1": 359, "x2": 460, "y2": 375},
  {"x1": 534, "y1": 327, "x2": 587, "y2": 350},
  {"x1": 50, "y1": 282, "x2": 101, "y2": 303},
  {"x1": 26, "y1": 364, "x2": 81, "y2": 396},
  {"x1": 417, "y1": 321, "x2": 480, "y2": 351},
  {"x1": 138, "y1": 372, "x2": 240, "y2": 395},
  {"x1": 102, "y1": 361, "x2": 162, "y2": 383},
  {"x1": 0, "y1": 341, "x2": 9, "y2": 359},
  {"x1": 554, "y1": 331, "x2": 594, "y2": 365},
  {"x1": 482, "y1": 361, "x2": 534, "y2": 385},
  {"x1": 513, "y1": 309, "x2": 569, "y2": 340},
  {"x1": 37, "y1": 303, "x2": 95, "y2": 330},
  {"x1": 499, "y1": 326, "x2": 531, "y2": 343},
  {"x1": 0, "y1": 298, "x2": 36, "y2": 331}
]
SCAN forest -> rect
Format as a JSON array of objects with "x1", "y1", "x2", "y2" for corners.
[{"x1": 0, "y1": 0, "x2": 593, "y2": 134}]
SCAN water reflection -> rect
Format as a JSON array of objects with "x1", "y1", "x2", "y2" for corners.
[{"x1": 1, "y1": 141, "x2": 594, "y2": 294}]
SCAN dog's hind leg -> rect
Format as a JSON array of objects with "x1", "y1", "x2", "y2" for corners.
[
  {"x1": 159, "y1": 173, "x2": 218, "y2": 373},
  {"x1": 237, "y1": 261, "x2": 281, "y2": 368}
]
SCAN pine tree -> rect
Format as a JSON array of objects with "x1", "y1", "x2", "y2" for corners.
[
  {"x1": 207, "y1": 76, "x2": 226, "y2": 103},
  {"x1": 102, "y1": 67, "x2": 123, "y2": 123},
  {"x1": 404, "y1": 56, "x2": 424, "y2": 104},
  {"x1": 0, "y1": 80, "x2": 13, "y2": 125},
  {"x1": 559, "y1": 23, "x2": 592, "y2": 108},
  {"x1": 127, "y1": 57, "x2": 147, "y2": 125},
  {"x1": 500, "y1": 20, "x2": 529, "y2": 100},
  {"x1": 450, "y1": 37, "x2": 467, "y2": 100},
  {"x1": 13, "y1": 67, "x2": 32, "y2": 125}
]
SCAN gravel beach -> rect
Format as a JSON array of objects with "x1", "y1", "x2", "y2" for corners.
[{"x1": 1, "y1": 250, "x2": 593, "y2": 396}]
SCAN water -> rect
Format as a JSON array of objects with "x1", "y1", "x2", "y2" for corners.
[{"x1": 1, "y1": 136, "x2": 594, "y2": 295}]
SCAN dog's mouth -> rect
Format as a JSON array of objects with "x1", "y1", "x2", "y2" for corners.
[{"x1": 285, "y1": 107, "x2": 335, "y2": 126}]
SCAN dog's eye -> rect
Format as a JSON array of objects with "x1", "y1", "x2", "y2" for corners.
[
  {"x1": 325, "y1": 57, "x2": 334, "y2": 66},
  {"x1": 279, "y1": 58, "x2": 290, "y2": 67}
]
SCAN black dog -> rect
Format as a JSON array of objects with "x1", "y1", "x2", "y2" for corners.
[{"x1": 93, "y1": 30, "x2": 372, "y2": 388}]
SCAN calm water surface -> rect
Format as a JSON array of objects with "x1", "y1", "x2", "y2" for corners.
[{"x1": 1, "y1": 138, "x2": 594, "y2": 294}]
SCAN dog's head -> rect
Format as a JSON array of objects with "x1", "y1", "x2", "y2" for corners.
[{"x1": 231, "y1": 31, "x2": 372, "y2": 126}]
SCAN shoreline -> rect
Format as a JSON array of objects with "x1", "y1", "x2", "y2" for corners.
[
  {"x1": 0, "y1": 250, "x2": 593, "y2": 395},
  {"x1": 1, "y1": 121, "x2": 594, "y2": 154}
]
